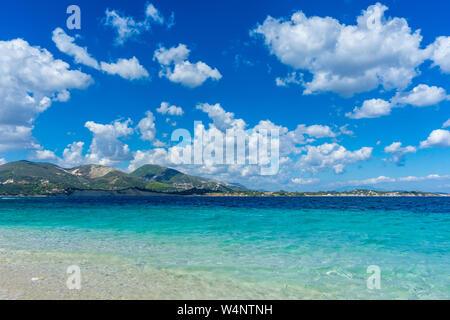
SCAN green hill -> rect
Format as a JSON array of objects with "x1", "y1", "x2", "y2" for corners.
[
  {"x1": 130, "y1": 164, "x2": 241, "y2": 192},
  {"x1": 0, "y1": 161, "x2": 245, "y2": 196}
]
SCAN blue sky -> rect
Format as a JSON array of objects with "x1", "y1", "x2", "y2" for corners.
[{"x1": 0, "y1": 0, "x2": 449, "y2": 191}]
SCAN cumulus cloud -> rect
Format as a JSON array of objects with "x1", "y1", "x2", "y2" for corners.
[
  {"x1": 253, "y1": 4, "x2": 430, "y2": 96},
  {"x1": 346, "y1": 99, "x2": 392, "y2": 119},
  {"x1": 52, "y1": 28, "x2": 99, "y2": 69},
  {"x1": 154, "y1": 43, "x2": 189, "y2": 65},
  {"x1": 428, "y1": 36, "x2": 450, "y2": 73},
  {"x1": 128, "y1": 148, "x2": 171, "y2": 172},
  {"x1": 0, "y1": 126, "x2": 37, "y2": 153},
  {"x1": 100, "y1": 57, "x2": 149, "y2": 80},
  {"x1": 59, "y1": 142, "x2": 85, "y2": 167},
  {"x1": 196, "y1": 103, "x2": 246, "y2": 131},
  {"x1": 0, "y1": 38, "x2": 92, "y2": 152},
  {"x1": 154, "y1": 44, "x2": 222, "y2": 87},
  {"x1": 196, "y1": 103, "x2": 341, "y2": 158},
  {"x1": 52, "y1": 28, "x2": 149, "y2": 80},
  {"x1": 392, "y1": 84, "x2": 448, "y2": 107},
  {"x1": 420, "y1": 129, "x2": 450, "y2": 148},
  {"x1": 31, "y1": 141, "x2": 86, "y2": 168},
  {"x1": 156, "y1": 102, "x2": 184, "y2": 116},
  {"x1": 34, "y1": 149, "x2": 58, "y2": 161},
  {"x1": 105, "y1": 3, "x2": 170, "y2": 45},
  {"x1": 384, "y1": 142, "x2": 416, "y2": 165},
  {"x1": 137, "y1": 111, "x2": 156, "y2": 142},
  {"x1": 294, "y1": 124, "x2": 336, "y2": 138},
  {"x1": 443, "y1": 119, "x2": 450, "y2": 128},
  {"x1": 346, "y1": 84, "x2": 447, "y2": 119},
  {"x1": 296, "y1": 143, "x2": 373, "y2": 174},
  {"x1": 164, "y1": 61, "x2": 222, "y2": 87},
  {"x1": 0, "y1": 158, "x2": 6, "y2": 165},
  {"x1": 85, "y1": 119, "x2": 134, "y2": 165}
]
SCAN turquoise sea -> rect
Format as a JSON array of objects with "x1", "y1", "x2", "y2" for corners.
[{"x1": 0, "y1": 196, "x2": 449, "y2": 299}]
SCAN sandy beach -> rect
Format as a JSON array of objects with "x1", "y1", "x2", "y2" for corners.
[{"x1": 0, "y1": 248, "x2": 319, "y2": 300}]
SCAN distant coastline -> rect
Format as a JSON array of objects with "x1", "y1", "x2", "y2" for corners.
[
  {"x1": 2, "y1": 188, "x2": 448, "y2": 198},
  {"x1": 1, "y1": 161, "x2": 448, "y2": 198}
]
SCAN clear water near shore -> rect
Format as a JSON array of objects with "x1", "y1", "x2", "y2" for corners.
[{"x1": 0, "y1": 196, "x2": 449, "y2": 299}]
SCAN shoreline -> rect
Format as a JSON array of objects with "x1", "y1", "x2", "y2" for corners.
[
  {"x1": 2, "y1": 193, "x2": 449, "y2": 198},
  {"x1": 1, "y1": 198, "x2": 448, "y2": 300},
  {"x1": 0, "y1": 248, "x2": 318, "y2": 300}
]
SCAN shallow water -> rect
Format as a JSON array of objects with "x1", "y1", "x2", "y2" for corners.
[{"x1": 0, "y1": 196, "x2": 449, "y2": 299}]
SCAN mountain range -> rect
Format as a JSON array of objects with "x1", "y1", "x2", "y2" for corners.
[
  {"x1": 0, "y1": 161, "x2": 244, "y2": 196},
  {"x1": 0, "y1": 161, "x2": 446, "y2": 197}
]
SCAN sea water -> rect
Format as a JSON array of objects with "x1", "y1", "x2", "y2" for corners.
[{"x1": 0, "y1": 196, "x2": 449, "y2": 299}]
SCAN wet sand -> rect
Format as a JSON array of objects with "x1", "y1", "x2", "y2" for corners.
[{"x1": 0, "y1": 248, "x2": 315, "y2": 300}]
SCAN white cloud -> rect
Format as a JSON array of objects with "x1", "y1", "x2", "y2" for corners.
[
  {"x1": 275, "y1": 72, "x2": 303, "y2": 87},
  {"x1": 34, "y1": 149, "x2": 58, "y2": 161},
  {"x1": 0, "y1": 38, "x2": 92, "y2": 152},
  {"x1": 291, "y1": 177, "x2": 319, "y2": 184},
  {"x1": 100, "y1": 57, "x2": 149, "y2": 80},
  {"x1": 420, "y1": 129, "x2": 450, "y2": 148},
  {"x1": 196, "y1": 103, "x2": 246, "y2": 132},
  {"x1": 0, "y1": 126, "x2": 37, "y2": 153},
  {"x1": 0, "y1": 158, "x2": 6, "y2": 165},
  {"x1": 52, "y1": 28, "x2": 99, "y2": 69},
  {"x1": 346, "y1": 99, "x2": 392, "y2": 119},
  {"x1": 156, "y1": 102, "x2": 184, "y2": 116},
  {"x1": 428, "y1": 36, "x2": 450, "y2": 73},
  {"x1": 137, "y1": 111, "x2": 156, "y2": 142},
  {"x1": 59, "y1": 142, "x2": 85, "y2": 167},
  {"x1": 295, "y1": 124, "x2": 336, "y2": 138},
  {"x1": 52, "y1": 28, "x2": 149, "y2": 81},
  {"x1": 392, "y1": 84, "x2": 448, "y2": 107},
  {"x1": 154, "y1": 43, "x2": 190, "y2": 65},
  {"x1": 384, "y1": 142, "x2": 416, "y2": 165},
  {"x1": 164, "y1": 61, "x2": 222, "y2": 88},
  {"x1": 296, "y1": 143, "x2": 373, "y2": 174},
  {"x1": 195, "y1": 103, "x2": 340, "y2": 162},
  {"x1": 443, "y1": 119, "x2": 450, "y2": 128},
  {"x1": 128, "y1": 148, "x2": 171, "y2": 172},
  {"x1": 85, "y1": 119, "x2": 134, "y2": 165},
  {"x1": 253, "y1": 4, "x2": 429, "y2": 96},
  {"x1": 338, "y1": 173, "x2": 450, "y2": 187},
  {"x1": 105, "y1": 3, "x2": 169, "y2": 45},
  {"x1": 346, "y1": 84, "x2": 448, "y2": 119},
  {"x1": 30, "y1": 141, "x2": 86, "y2": 168},
  {"x1": 154, "y1": 44, "x2": 222, "y2": 87}
]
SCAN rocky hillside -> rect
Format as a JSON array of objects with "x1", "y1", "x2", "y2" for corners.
[
  {"x1": 0, "y1": 161, "x2": 244, "y2": 196},
  {"x1": 130, "y1": 164, "x2": 240, "y2": 192}
]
